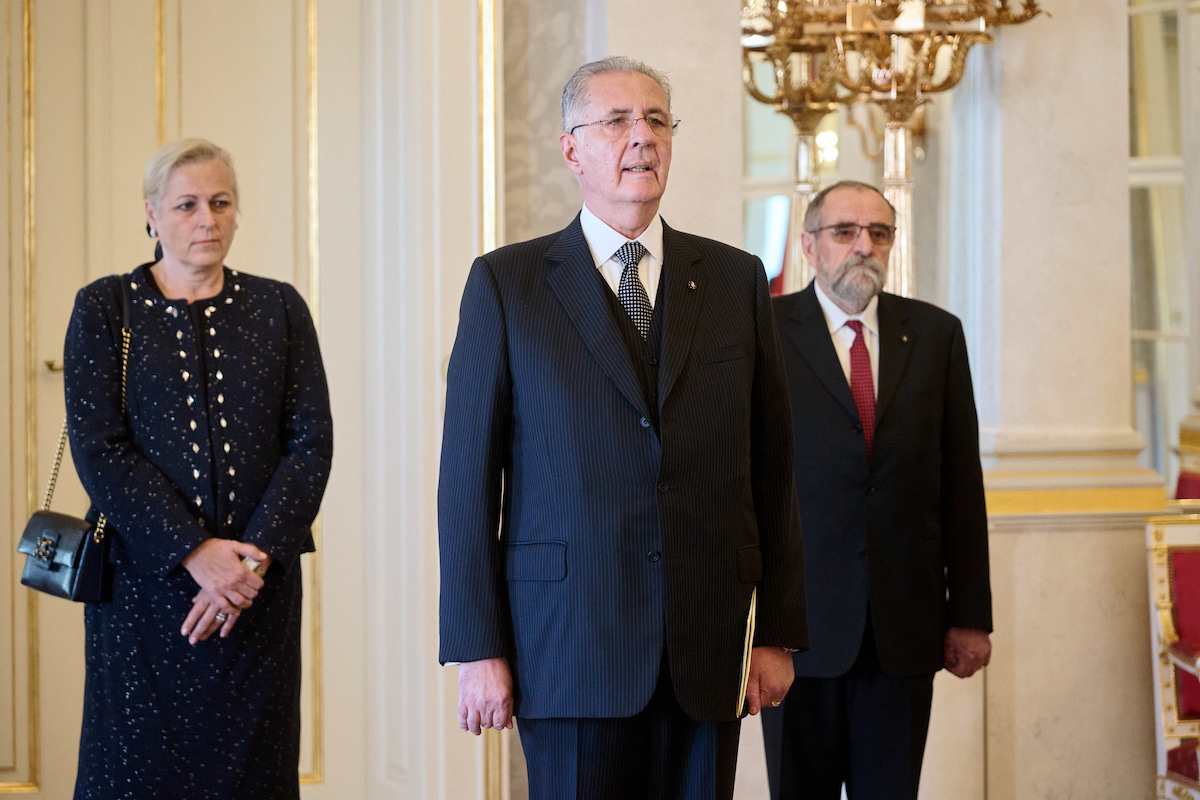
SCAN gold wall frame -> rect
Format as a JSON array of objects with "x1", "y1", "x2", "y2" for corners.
[
  {"x1": 301, "y1": 0, "x2": 324, "y2": 783},
  {"x1": 479, "y1": 0, "x2": 504, "y2": 797},
  {"x1": 7, "y1": 0, "x2": 40, "y2": 791}
]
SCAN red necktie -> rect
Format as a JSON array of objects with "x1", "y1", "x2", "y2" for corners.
[{"x1": 846, "y1": 320, "x2": 875, "y2": 454}]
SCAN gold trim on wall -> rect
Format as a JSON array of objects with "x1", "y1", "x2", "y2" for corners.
[
  {"x1": 478, "y1": 1, "x2": 504, "y2": 797},
  {"x1": 306, "y1": 0, "x2": 319, "y2": 328},
  {"x1": 985, "y1": 486, "x2": 1168, "y2": 515},
  {"x1": 480, "y1": 0, "x2": 498, "y2": 254},
  {"x1": 1150, "y1": 514, "x2": 1200, "y2": 526},
  {"x1": 299, "y1": 0, "x2": 324, "y2": 785},
  {"x1": 2, "y1": 0, "x2": 17, "y2": 779},
  {"x1": 22, "y1": 0, "x2": 38, "y2": 786},
  {"x1": 1, "y1": 0, "x2": 41, "y2": 792},
  {"x1": 154, "y1": 0, "x2": 165, "y2": 146}
]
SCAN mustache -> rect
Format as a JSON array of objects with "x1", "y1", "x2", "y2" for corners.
[{"x1": 838, "y1": 254, "x2": 886, "y2": 275}]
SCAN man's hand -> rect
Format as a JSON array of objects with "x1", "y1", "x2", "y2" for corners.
[
  {"x1": 458, "y1": 657, "x2": 514, "y2": 734},
  {"x1": 944, "y1": 627, "x2": 991, "y2": 678},
  {"x1": 743, "y1": 646, "x2": 795, "y2": 716}
]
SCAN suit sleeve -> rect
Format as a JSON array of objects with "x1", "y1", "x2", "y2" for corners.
[
  {"x1": 940, "y1": 320, "x2": 993, "y2": 632},
  {"x1": 438, "y1": 256, "x2": 514, "y2": 664},
  {"x1": 748, "y1": 259, "x2": 809, "y2": 651}
]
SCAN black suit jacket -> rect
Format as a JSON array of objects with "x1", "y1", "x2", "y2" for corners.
[
  {"x1": 774, "y1": 284, "x2": 991, "y2": 678},
  {"x1": 439, "y1": 216, "x2": 807, "y2": 722}
]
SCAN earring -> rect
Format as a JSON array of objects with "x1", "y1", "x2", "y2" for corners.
[{"x1": 146, "y1": 222, "x2": 156, "y2": 238}]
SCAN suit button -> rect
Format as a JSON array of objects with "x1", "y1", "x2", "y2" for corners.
[
  {"x1": 649, "y1": 357, "x2": 659, "y2": 365},
  {"x1": 648, "y1": 551, "x2": 662, "y2": 562},
  {"x1": 864, "y1": 485, "x2": 876, "y2": 494},
  {"x1": 640, "y1": 417, "x2": 650, "y2": 428},
  {"x1": 657, "y1": 482, "x2": 669, "y2": 493}
]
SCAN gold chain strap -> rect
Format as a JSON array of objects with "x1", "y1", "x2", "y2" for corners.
[
  {"x1": 43, "y1": 315, "x2": 131, "y2": 544},
  {"x1": 41, "y1": 419, "x2": 70, "y2": 511},
  {"x1": 120, "y1": 327, "x2": 130, "y2": 408}
]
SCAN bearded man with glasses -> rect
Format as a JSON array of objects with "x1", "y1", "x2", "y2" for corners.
[
  {"x1": 761, "y1": 180, "x2": 993, "y2": 800},
  {"x1": 438, "y1": 56, "x2": 808, "y2": 800}
]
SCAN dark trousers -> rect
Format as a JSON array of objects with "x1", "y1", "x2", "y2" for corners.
[
  {"x1": 516, "y1": 660, "x2": 742, "y2": 800},
  {"x1": 761, "y1": 621, "x2": 935, "y2": 800}
]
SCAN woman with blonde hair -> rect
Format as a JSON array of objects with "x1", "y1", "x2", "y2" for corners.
[{"x1": 65, "y1": 138, "x2": 332, "y2": 799}]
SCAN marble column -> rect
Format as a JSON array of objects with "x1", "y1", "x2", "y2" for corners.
[{"x1": 950, "y1": 1, "x2": 1166, "y2": 797}]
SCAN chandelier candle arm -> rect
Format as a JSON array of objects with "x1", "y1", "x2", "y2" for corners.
[
  {"x1": 882, "y1": 118, "x2": 914, "y2": 298},
  {"x1": 787, "y1": 131, "x2": 821, "y2": 294}
]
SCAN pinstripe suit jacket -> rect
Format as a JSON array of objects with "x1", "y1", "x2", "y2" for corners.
[
  {"x1": 774, "y1": 284, "x2": 991, "y2": 678},
  {"x1": 438, "y1": 215, "x2": 808, "y2": 722}
]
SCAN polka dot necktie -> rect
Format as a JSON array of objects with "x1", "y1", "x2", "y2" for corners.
[
  {"x1": 615, "y1": 240, "x2": 652, "y2": 340},
  {"x1": 846, "y1": 320, "x2": 876, "y2": 454}
]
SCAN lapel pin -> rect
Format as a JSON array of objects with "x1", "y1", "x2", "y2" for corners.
[
  {"x1": 687, "y1": 280, "x2": 697, "y2": 290},
  {"x1": 901, "y1": 334, "x2": 909, "y2": 343}
]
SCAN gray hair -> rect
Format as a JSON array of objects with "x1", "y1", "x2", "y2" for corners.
[
  {"x1": 561, "y1": 56, "x2": 672, "y2": 133},
  {"x1": 143, "y1": 138, "x2": 238, "y2": 210},
  {"x1": 803, "y1": 180, "x2": 896, "y2": 231}
]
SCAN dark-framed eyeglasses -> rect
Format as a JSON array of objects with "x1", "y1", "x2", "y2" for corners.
[
  {"x1": 568, "y1": 114, "x2": 681, "y2": 138},
  {"x1": 807, "y1": 223, "x2": 896, "y2": 246}
]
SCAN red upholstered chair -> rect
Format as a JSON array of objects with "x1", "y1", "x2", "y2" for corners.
[
  {"x1": 1178, "y1": 391, "x2": 1200, "y2": 500},
  {"x1": 1149, "y1": 515, "x2": 1200, "y2": 798}
]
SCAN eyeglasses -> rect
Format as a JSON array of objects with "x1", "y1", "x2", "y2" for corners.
[
  {"x1": 807, "y1": 223, "x2": 896, "y2": 246},
  {"x1": 568, "y1": 114, "x2": 682, "y2": 138}
]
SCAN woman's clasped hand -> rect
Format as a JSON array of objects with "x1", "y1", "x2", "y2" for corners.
[{"x1": 179, "y1": 538, "x2": 273, "y2": 643}]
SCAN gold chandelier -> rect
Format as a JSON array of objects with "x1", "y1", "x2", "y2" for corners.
[{"x1": 742, "y1": 1, "x2": 1042, "y2": 296}]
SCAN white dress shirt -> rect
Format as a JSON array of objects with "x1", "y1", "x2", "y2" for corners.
[
  {"x1": 813, "y1": 281, "x2": 879, "y2": 399},
  {"x1": 580, "y1": 204, "x2": 664, "y2": 307}
]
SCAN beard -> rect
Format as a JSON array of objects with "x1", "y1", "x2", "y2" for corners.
[{"x1": 828, "y1": 254, "x2": 887, "y2": 311}]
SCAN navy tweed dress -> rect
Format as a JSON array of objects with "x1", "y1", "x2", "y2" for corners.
[{"x1": 64, "y1": 263, "x2": 333, "y2": 800}]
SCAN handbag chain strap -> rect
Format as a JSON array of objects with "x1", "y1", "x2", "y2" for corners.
[{"x1": 42, "y1": 288, "x2": 132, "y2": 544}]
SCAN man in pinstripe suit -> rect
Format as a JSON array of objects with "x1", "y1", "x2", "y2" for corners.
[{"x1": 438, "y1": 57, "x2": 808, "y2": 799}]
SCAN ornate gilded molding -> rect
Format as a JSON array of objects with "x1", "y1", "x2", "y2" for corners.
[{"x1": 1148, "y1": 523, "x2": 1200, "y2": 740}]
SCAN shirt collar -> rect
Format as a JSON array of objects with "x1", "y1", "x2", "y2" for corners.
[
  {"x1": 813, "y1": 280, "x2": 880, "y2": 337},
  {"x1": 580, "y1": 204, "x2": 665, "y2": 268}
]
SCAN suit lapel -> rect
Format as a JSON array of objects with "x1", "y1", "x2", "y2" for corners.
[
  {"x1": 545, "y1": 217, "x2": 651, "y2": 419},
  {"x1": 658, "y1": 224, "x2": 705, "y2": 406},
  {"x1": 788, "y1": 284, "x2": 858, "y2": 420},
  {"x1": 874, "y1": 293, "x2": 913, "y2": 425}
]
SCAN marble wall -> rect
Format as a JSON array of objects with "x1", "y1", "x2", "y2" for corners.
[{"x1": 502, "y1": 0, "x2": 593, "y2": 243}]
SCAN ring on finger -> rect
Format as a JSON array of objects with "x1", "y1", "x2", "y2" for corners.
[
  {"x1": 770, "y1": 700, "x2": 781, "y2": 707},
  {"x1": 215, "y1": 611, "x2": 229, "y2": 622}
]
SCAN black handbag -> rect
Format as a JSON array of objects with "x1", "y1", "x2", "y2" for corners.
[{"x1": 17, "y1": 279, "x2": 130, "y2": 603}]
